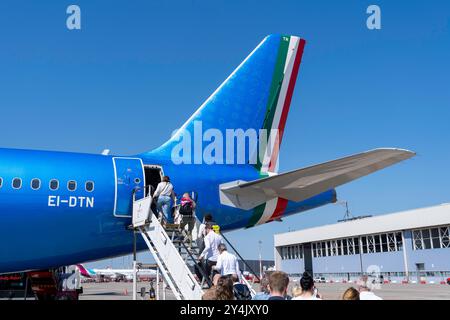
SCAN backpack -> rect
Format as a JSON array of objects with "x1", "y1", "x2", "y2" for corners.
[
  {"x1": 179, "y1": 201, "x2": 193, "y2": 216},
  {"x1": 233, "y1": 283, "x2": 252, "y2": 300}
]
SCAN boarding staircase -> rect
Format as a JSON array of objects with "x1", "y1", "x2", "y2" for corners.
[{"x1": 131, "y1": 186, "x2": 256, "y2": 300}]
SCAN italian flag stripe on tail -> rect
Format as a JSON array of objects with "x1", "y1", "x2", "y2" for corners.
[{"x1": 248, "y1": 35, "x2": 305, "y2": 228}]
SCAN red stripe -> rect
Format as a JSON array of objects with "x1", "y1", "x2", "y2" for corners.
[
  {"x1": 270, "y1": 198, "x2": 288, "y2": 220},
  {"x1": 269, "y1": 39, "x2": 306, "y2": 172},
  {"x1": 268, "y1": 131, "x2": 280, "y2": 172}
]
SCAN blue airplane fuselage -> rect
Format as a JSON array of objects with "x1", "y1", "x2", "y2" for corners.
[{"x1": 0, "y1": 147, "x2": 336, "y2": 273}]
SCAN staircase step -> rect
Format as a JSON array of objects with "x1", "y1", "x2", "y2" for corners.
[
  {"x1": 164, "y1": 224, "x2": 181, "y2": 231},
  {"x1": 178, "y1": 248, "x2": 200, "y2": 253},
  {"x1": 135, "y1": 212, "x2": 204, "y2": 300}
]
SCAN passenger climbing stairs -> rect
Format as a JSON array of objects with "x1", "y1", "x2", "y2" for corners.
[{"x1": 131, "y1": 186, "x2": 257, "y2": 300}]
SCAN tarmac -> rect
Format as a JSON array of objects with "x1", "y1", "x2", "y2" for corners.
[
  {"x1": 314, "y1": 283, "x2": 450, "y2": 300},
  {"x1": 80, "y1": 281, "x2": 177, "y2": 300},
  {"x1": 79, "y1": 281, "x2": 450, "y2": 300}
]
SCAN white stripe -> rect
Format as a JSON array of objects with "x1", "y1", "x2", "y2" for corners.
[
  {"x1": 273, "y1": 36, "x2": 299, "y2": 130},
  {"x1": 255, "y1": 198, "x2": 278, "y2": 225},
  {"x1": 260, "y1": 129, "x2": 278, "y2": 173},
  {"x1": 261, "y1": 37, "x2": 299, "y2": 173},
  {"x1": 284, "y1": 36, "x2": 298, "y2": 73}
]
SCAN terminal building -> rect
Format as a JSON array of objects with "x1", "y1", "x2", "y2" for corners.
[{"x1": 274, "y1": 203, "x2": 450, "y2": 284}]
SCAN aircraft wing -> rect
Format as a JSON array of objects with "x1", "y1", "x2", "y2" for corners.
[{"x1": 219, "y1": 148, "x2": 415, "y2": 210}]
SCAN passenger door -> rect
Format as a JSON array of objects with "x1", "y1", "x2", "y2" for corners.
[{"x1": 113, "y1": 157, "x2": 145, "y2": 217}]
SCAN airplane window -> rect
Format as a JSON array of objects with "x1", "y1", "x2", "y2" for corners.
[
  {"x1": 134, "y1": 178, "x2": 141, "y2": 184},
  {"x1": 68, "y1": 180, "x2": 77, "y2": 191},
  {"x1": 50, "y1": 179, "x2": 59, "y2": 191},
  {"x1": 85, "y1": 181, "x2": 94, "y2": 192},
  {"x1": 31, "y1": 179, "x2": 41, "y2": 190},
  {"x1": 12, "y1": 178, "x2": 22, "y2": 189}
]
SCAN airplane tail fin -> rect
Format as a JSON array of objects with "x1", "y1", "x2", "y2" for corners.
[
  {"x1": 76, "y1": 264, "x2": 93, "y2": 277},
  {"x1": 145, "y1": 35, "x2": 306, "y2": 174}
]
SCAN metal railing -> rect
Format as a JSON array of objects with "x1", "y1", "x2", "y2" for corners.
[{"x1": 219, "y1": 231, "x2": 261, "y2": 283}]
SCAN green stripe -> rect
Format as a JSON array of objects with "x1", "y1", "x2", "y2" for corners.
[
  {"x1": 262, "y1": 37, "x2": 290, "y2": 131},
  {"x1": 248, "y1": 36, "x2": 290, "y2": 226},
  {"x1": 254, "y1": 36, "x2": 290, "y2": 171},
  {"x1": 246, "y1": 203, "x2": 266, "y2": 228}
]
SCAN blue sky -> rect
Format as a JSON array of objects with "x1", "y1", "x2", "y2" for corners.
[{"x1": 0, "y1": 1, "x2": 449, "y2": 266}]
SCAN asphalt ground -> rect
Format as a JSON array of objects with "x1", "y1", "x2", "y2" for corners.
[{"x1": 79, "y1": 280, "x2": 450, "y2": 300}]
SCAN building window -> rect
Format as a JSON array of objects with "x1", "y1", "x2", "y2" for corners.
[
  {"x1": 12, "y1": 178, "x2": 22, "y2": 189},
  {"x1": 430, "y1": 228, "x2": 440, "y2": 249},
  {"x1": 68, "y1": 180, "x2": 77, "y2": 191},
  {"x1": 413, "y1": 230, "x2": 423, "y2": 250},
  {"x1": 314, "y1": 242, "x2": 323, "y2": 258},
  {"x1": 396, "y1": 232, "x2": 403, "y2": 251},
  {"x1": 50, "y1": 179, "x2": 59, "y2": 191},
  {"x1": 321, "y1": 242, "x2": 326, "y2": 257},
  {"x1": 367, "y1": 235, "x2": 376, "y2": 253},
  {"x1": 440, "y1": 227, "x2": 449, "y2": 248},
  {"x1": 342, "y1": 239, "x2": 348, "y2": 255},
  {"x1": 292, "y1": 245, "x2": 298, "y2": 259},
  {"x1": 85, "y1": 181, "x2": 94, "y2": 192},
  {"x1": 348, "y1": 238, "x2": 355, "y2": 255},
  {"x1": 387, "y1": 233, "x2": 396, "y2": 252},
  {"x1": 31, "y1": 179, "x2": 41, "y2": 190},
  {"x1": 337, "y1": 239, "x2": 342, "y2": 256},
  {"x1": 422, "y1": 229, "x2": 432, "y2": 249},
  {"x1": 361, "y1": 236, "x2": 368, "y2": 254},
  {"x1": 381, "y1": 234, "x2": 388, "y2": 252},
  {"x1": 326, "y1": 241, "x2": 331, "y2": 256},
  {"x1": 354, "y1": 238, "x2": 360, "y2": 254},
  {"x1": 374, "y1": 235, "x2": 382, "y2": 253},
  {"x1": 413, "y1": 226, "x2": 450, "y2": 250},
  {"x1": 331, "y1": 240, "x2": 338, "y2": 256}
]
